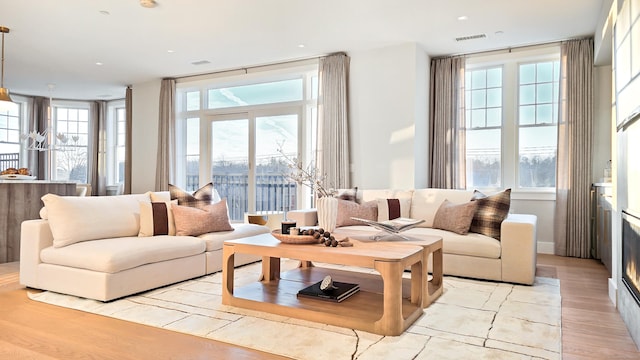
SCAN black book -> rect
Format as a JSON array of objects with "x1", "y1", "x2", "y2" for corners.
[{"x1": 297, "y1": 280, "x2": 360, "y2": 303}]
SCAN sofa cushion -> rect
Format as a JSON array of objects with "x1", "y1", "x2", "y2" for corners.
[
  {"x1": 138, "y1": 200, "x2": 177, "y2": 237},
  {"x1": 410, "y1": 189, "x2": 474, "y2": 228},
  {"x1": 172, "y1": 199, "x2": 234, "y2": 236},
  {"x1": 336, "y1": 200, "x2": 377, "y2": 227},
  {"x1": 42, "y1": 193, "x2": 151, "y2": 248},
  {"x1": 470, "y1": 189, "x2": 511, "y2": 240},
  {"x1": 432, "y1": 200, "x2": 477, "y2": 235},
  {"x1": 169, "y1": 183, "x2": 221, "y2": 209},
  {"x1": 199, "y1": 223, "x2": 270, "y2": 252},
  {"x1": 377, "y1": 198, "x2": 412, "y2": 221},
  {"x1": 405, "y1": 228, "x2": 502, "y2": 259},
  {"x1": 40, "y1": 236, "x2": 206, "y2": 273}
]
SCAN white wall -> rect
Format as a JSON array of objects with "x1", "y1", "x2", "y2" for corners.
[
  {"x1": 349, "y1": 42, "x2": 429, "y2": 190},
  {"x1": 127, "y1": 44, "x2": 612, "y2": 257},
  {"x1": 131, "y1": 79, "x2": 161, "y2": 194},
  {"x1": 593, "y1": 65, "x2": 613, "y2": 184}
]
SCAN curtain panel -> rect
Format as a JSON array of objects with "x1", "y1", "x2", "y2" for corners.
[
  {"x1": 124, "y1": 86, "x2": 133, "y2": 194},
  {"x1": 88, "y1": 101, "x2": 107, "y2": 196},
  {"x1": 554, "y1": 38, "x2": 594, "y2": 258},
  {"x1": 155, "y1": 78, "x2": 176, "y2": 191},
  {"x1": 317, "y1": 53, "x2": 350, "y2": 190},
  {"x1": 27, "y1": 96, "x2": 49, "y2": 179},
  {"x1": 428, "y1": 56, "x2": 466, "y2": 189}
]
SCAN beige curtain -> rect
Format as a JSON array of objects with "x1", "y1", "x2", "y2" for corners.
[
  {"x1": 155, "y1": 78, "x2": 176, "y2": 191},
  {"x1": 317, "y1": 53, "x2": 350, "y2": 190},
  {"x1": 429, "y1": 56, "x2": 466, "y2": 189},
  {"x1": 89, "y1": 101, "x2": 107, "y2": 196},
  {"x1": 124, "y1": 86, "x2": 133, "y2": 194},
  {"x1": 27, "y1": 96, "x2": 49, "y2": 179},
  {"x1": 554, "y1": 38, "x2": 594, "y2": 258}
]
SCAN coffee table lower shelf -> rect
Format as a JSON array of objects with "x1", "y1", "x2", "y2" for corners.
[{"x1": 226, "y1": 266, "x2": 423, "y2": 336}]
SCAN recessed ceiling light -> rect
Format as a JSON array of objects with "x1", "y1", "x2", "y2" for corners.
[
  {"x1": 167, "y1": 50, "x2": 175, "y2": 53},
  {"x1": 95, "y1": 62, "x2": 104, "y2": 66},
  {"x1": 140, "y1": 0, "x2": 158, "y2": 8},
  {"x1": 457, "y1": 15, "x2": 468, "y2": 21},
  {"x1": 298, "y1": 44, "x2": 305, "y2": 48},
  {"x1": 99, "y1": 10, "x2": 110, "y2": 15},
  {"x1": 191, "y1": 60, "x2": 211, "y2": 66},
  {"x1": 495, "y1": 30, "x2": 504, "y2": 36}
]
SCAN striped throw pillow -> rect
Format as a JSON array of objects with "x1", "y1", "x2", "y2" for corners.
[
  {"x1": 138, "y1": 201, "x2": 177, "y2": 236},
  {"x1": 377, "y1": 198, "x2": 411, "y2": 221}
]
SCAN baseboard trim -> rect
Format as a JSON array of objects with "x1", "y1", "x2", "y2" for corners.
[
  {"x1": 537, "y1": 241, "x2": 554, "y2": 254},
  {"x1": 608, "y1": 277, "x2": 617, "y2": 305}
]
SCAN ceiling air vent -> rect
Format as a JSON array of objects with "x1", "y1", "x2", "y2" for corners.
[
  {"x1": 191, "y1": 60, "x2": 211, "y2": 66},
  {"x1": 455, "y1": 33, "x2": 487, "y2": 42}
]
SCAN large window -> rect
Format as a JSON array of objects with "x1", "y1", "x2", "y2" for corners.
[
  {"x1": 0, "y1": 100, "x2": 22, "y2": 170},
  {"x1": 52, "y1": 104, "x2": 89, "y2": 182},
  {"x1": 176, "y1": 65, "x2": 318, "y2": 221},
  {"x1": 517, "y1": 61, "x2": 559, "y2": 188},
  {"x1": 465, "y1": 47, "x2": 560, "y2": 191},
  {"x1": 106, "y1": 101, "x2": 126, "y2": 187},
  {"x1": 465, "y1": 67, "x2": 503, "y2": 188}
]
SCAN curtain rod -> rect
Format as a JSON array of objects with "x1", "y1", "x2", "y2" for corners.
[
  {"x1": 437, "y1": 36, "x2": 592, "y2": 59},
  {"x1": 175, "y1": 53, "x2": 333, "y2": 83}
]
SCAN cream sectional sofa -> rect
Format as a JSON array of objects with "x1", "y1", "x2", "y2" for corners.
[
  {"x1": 20, "y1": 192, "x2": 269, "y2": 301},
  {"x1": 318, "y1": 188, "x2": 538, "y2": 285}
]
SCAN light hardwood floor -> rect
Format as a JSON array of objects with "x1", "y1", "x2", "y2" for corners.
[{"x1": 1, "y1": 256, "x2": 639, "y2": 359}]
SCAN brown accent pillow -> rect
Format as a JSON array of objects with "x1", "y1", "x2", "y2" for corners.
[
  {"x1": 169, "y1": 183, "x2": 216, "y2": 209},
  {"x1": 432, "y1": 200, "x2": 478, "y2": 235},
  {"x1": 470, "y1": 189, "x2": 511, "y2": 240},
  {"x1": 336, "y1": 199, "x2": 378, "y2": 227},
  {"x1": 172, "y1": 198, "x2": 234, "y2": 236}
]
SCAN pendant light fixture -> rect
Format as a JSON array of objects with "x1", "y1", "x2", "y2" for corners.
[{"x1": 0, "y1": 26, "x2": 13, "y2": 103}]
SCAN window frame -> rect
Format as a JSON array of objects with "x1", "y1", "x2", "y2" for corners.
[
  {"x1": 50, "y1": 100, "x2": 90, "y2": 183},
  {"x1": 465, "y1": 45, "x2": 561, "y2": 197},
  {"x1": 175, "y1": 63, "x2": 319, "y2": 213},
  {"x1": 106, "y1": 99, "x2": 126, "y2": 186}
]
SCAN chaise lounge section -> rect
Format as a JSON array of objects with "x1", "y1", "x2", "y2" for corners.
[{"x1": 20, "y1": 192, "x2": 269, "y2": 301}]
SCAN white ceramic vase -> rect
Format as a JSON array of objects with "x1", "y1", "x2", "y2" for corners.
[{"x1": 316, "y1": 196, "x2": 338, "y2": 232}]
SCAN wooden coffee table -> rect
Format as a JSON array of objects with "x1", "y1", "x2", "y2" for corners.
[{"x1": 222, "y1": 233, "x2": 426, "y2": 336}]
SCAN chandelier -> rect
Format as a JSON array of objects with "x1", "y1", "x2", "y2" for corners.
[{"x1": 21, "y1": 129, "x2": 79, "y2": 152}]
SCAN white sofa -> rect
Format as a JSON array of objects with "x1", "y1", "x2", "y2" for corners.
[
  {"x1": 299, "y1": 188, "x2": 538, "y2": 285},
  {"x1": 20, "y1": 192, "x2": 269, "y2": 301}
]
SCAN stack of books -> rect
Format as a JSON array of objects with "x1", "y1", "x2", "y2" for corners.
[{"x1": 297, "y1": 280, "x2": 360, "y2": 303}]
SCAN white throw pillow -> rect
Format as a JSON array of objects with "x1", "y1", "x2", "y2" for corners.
[{"x1": 42, "y1": 193, "x2": 151, "y2": 248}]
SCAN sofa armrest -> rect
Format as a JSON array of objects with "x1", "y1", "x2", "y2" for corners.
[
  {"x1": 500, "y1": 214, "x2": 537, "y2": 285},
  {"x1": 287, "y1": 209, "x2": 318, "y2": 227},
  {"x1": 19, "y1": 219, "x2": 54, "y2": 288}
]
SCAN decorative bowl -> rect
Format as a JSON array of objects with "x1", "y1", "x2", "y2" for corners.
[{"x1": 271, "y1": 229, "x2": 318, "y2": 244}]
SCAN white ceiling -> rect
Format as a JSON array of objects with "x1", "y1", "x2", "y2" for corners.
[{"x1": 0, "y1": 0, "x2": 606, "y2": 101}]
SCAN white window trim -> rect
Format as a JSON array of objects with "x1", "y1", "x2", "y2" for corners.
[
  {"x1": 466, "y1": 45, "x2": 561, "y2": 197},
  {"x1": 175, "y1": 64, "x2": 318, "y2": 210}
]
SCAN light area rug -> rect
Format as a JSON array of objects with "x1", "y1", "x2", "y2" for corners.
[{"x1": 28, "y1": 260, "x2": 562, "y2": 360}]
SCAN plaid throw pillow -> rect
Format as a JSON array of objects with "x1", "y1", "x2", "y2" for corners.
[
  {"x1": 169, "y1": 183, "x2": 216, "y2": 209},
  {"x1": 470, "y1": 189, "x2": 511, "y2": 240}
]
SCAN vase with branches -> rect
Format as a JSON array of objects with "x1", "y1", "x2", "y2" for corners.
[{"x1": 276, "y1": 142, "x2": 335, "y2": 198}]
